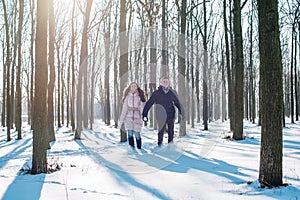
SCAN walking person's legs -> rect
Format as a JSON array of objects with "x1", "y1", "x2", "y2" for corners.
[
  {"x1": 134, "y1": 131, "x2": 142, "y2": 149},
  {"x1": 157, "y1": 120, "x2": 167, "y2": 146},
  {"x1": 167, "y1": 118, "x2": 175, "y2": 143},
  {"x1": 128, "y1": 130, "x2": 134, "y2": 148}
]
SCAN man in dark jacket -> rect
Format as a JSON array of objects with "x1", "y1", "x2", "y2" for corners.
[{"x1": 142, "y1": 76, "x2": 183, "y2": 146}]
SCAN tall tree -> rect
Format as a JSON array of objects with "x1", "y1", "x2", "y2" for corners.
[
  {"x1": 29, "y1": 0, "x2": 35, "y2": 127},
  {"x1": 2, "y1": 0, "x2": 11, "y2": 142},
  {"x1": 232, "y1": 0, "x2": 244, "y2": 140},
  {"x1": 16, "y1": 0, "x2": 24, "y2": 140},
  {"x1": 104, "y1": 21, "x2": 111, "y2": 125},
  {"x1": 75, "y1": 0, "x2": 93, "y2": 139},
  {"x1": 56, "y1": 43, "x2": 62, "y2": 127},
  {"x1": 258, "y1": 0, "x2": 283, "y2": 187},
  {"x1": 1, "y1": 34, "x2": 6, "y2": 127},
  {"x1": 32, "y1": 0, "x2": 49, "y2": 174},
  {"x1": 113, "y1": 4, "x2": 119, "y2": 128},
  {"x1": 290, "y1": 26, "x2": 295, "y2": 123},
  {"x1": 70, "y1": 0, "x2": 76, "y2": 130},
  {"x1": 202, "y1": 0, "x2": 209, "y2": 130},
  {"x1": 48, "y1": 0, "x2": 56, "y2": 142},
  {"x1": 119, "y1": 0, "x2": 129, "y2": 142},
  {"x1": 177, "y1": 0, "x2": 187, "y2": 136},
  {"x1": 161, "y1": 0, "x2": 168, "y2": 77}
]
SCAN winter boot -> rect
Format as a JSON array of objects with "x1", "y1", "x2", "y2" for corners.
[
  {"x1": 136, "y1": 138, "x2": 142, "y2": 149},
  {"x1": 128, "y1": 137, "x2": 134, "y2": 148}
]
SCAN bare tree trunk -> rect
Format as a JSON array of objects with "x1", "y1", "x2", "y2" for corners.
[
  {"x1": 258, "y1": 0, "x2": 283, "y2": 187},
  {"x1": 11, "y1": 5, "x2": 17, "y2": 130},
  {"x1": 113, "y1": 4, "x2": 119, "y2": 128},
  {"x1": 245, "y1": 69, "x2": 249, "y2": 120},
  {"x1": 178, "y1": 0, "x2": 187, "y2": 136},
  {"x1": 196, "y1": 39, "x2": 200, "y2": 123},
  {"x1": 31, "y1": 0, "x2": 48, "y2": 174},
  {"x1": 67, "y1": 56, "x2": 70, "y2": 127},
  {"x1": 16, "y1": 0, "x2": 24, "y2": 140},
  {"x1": 149, "y1": 29, "x2": 156, "y2": 128},
  {"x1": 161, "y1": 0, "x2": 168, "y2": 77},
  {"x1": 190, "y1": 5, "x2": 195, "y2": 128},
  {"x1": 297, "y1": 23, "x2": 300, "y2": 121},
  {"x1": 83, "y1": 52, "x2": 89, "y2": 129},
  {"x1": 295, "y1": 29, "x2": 298, "y2": 121},
  {"x1": 75, "y1": 0, "x2": 93, "y2": 139},
  {"x1": 70, "y1": 0, "x2": 76, "y2": 130},
  {"x1": 104, "y1": 22, "x2": 111, "y2": 125},
  {"x1": 61, "y1": 64, "x2": 65, "y2": 125},
  {"x1": 119, "y1": 0, "x2": 128, "y2": 142},
  {"x1": 89, "y1": 65, "x2": 95, "y2": 129},
  {"x1": 290, "y1": 27, "x2": 295, "y2": 123},
  {"x1": 57, "y1": 45, "x2": 62, "y2": 128},
  {"x1": 186, "y1": 34, "x2": 190, "y2": 124},
  {"x1": 221, "y1": 50, "x2": 227, "y2": 122},
  {"x1": 1, "y1": 40, "x2": 6, "y2": 127},
  {"x1": 142, "y1": 29, "x2": 148, "y2": 127},
  {"x1": 249, "y1": 2, "x2": 255, "y2": 123},
  {"x1": 232, "y1": 0, "x2": 244, "y2": 140},
  {"x1": 202, "y1": 0, "x2": 208, "y2": 130},
  {"x1": 48, "y1": 0, "x2": 56, "y2": 142},
  {"x1": 29, "y1": 0, "x2": 35, "y2": 127},
  {"x1": 2, "y1": 0, "x2": 11, "y2": 142},
  {"x1": 229, "y1": 0, "x2": 235, "y2": 131}
]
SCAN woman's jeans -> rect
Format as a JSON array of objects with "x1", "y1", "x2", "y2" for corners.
[{"x1": 127, "y1": 130, "x2": 142, "y2": 149}]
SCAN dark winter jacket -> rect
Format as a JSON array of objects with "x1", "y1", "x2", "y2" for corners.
[{"x1": 142, "y1": 85, "x2": 182, "y2": 120}]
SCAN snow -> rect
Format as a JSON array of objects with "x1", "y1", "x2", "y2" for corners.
[{"x1": 1, "y1": 119, "x2": 300, "y2": 200}]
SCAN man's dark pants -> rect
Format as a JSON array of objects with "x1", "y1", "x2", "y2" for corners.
[{"x1": 157, "y1": 118, "x2": 175, "y2": 146}]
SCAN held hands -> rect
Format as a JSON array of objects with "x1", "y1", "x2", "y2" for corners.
[{"x1": 142, "y1": 116, "x2": 148, "y2": 122}]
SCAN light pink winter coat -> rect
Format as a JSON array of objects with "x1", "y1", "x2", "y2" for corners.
[{"x1": 119, "y1": 91, "x2": 145, "y2": 132}]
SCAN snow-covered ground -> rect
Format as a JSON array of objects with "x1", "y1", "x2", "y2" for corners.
[{"x1": 0, "y1": 119, "x2": 299, "y2": 200}]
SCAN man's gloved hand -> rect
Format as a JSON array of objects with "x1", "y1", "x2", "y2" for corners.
[{"x1": 142, "y1": 116, "x2": 148, "y2": 122}]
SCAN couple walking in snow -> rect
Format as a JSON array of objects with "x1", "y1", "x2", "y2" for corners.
[{"x1": 118, "y1": 76, "x2": 183, "y2": 149}]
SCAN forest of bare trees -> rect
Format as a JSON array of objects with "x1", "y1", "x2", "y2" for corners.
[{"x1": 0, "y1": 0, "x2": 299, "y2": 186}]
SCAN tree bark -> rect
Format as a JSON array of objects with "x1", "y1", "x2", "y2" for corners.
[
  {"x1": 1, "y1": 39, "x2": 6, "y2": 127},
  {"x1": 232, "y1": 0, "x2": 244, "y2": 140},
  {"x1": 48, "y1": 0, "x2": 56, "y2": 143},
  {"x1": 29, "y1": 0, "x2": 35, "y2": 128},
  {"x1": 202, "y1": 0, "x2": 208, "y2": 130},
  {"x1": 57, "y1": 45, "x2": 62, "y2": 128},
  {"x1": 75, "y1": 0, "x2": 93, "y2": 139},
  {"x1": 2, "y1": 0, "x2": 11, "y2": 142},
  {"x1": 119, "y1": 0, "x2": 128, "y2": 142},
  {"x1": 15, "y1": 0, "x2": 24, "y2": 140},
  {"x1": 161, "y1": 0, "x2": 168, "y2": 77},
  {"x1": 258, "y1": 0, "x2": 283, "y2": 187},
  {"x1": 290, "y1": 27, "x2": 295, "y2": 123},
  {"x1": 32, "y1": 0, "x2": 48, "y2": 174},
  {"x1": 70, "y1": 0, "x2": 76, "y2": 130},
  {"x1": 178, "y1": 0, "x2": 187, "y2": 136},
  {"x1": 104, "y1": 22, "x2": 111, "y2": 125}
]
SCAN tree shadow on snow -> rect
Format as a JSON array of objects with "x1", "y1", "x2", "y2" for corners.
[
  {"x1": 1, "y1": 162, "x2": 46, "y2": 200},
  {"x1": 76, "y1": 139, "x2": 172, "y2": 200}
]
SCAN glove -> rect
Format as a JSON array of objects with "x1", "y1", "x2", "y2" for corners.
[{"x1": 142, "y1": 116, "x2": 148, "y2": 122}]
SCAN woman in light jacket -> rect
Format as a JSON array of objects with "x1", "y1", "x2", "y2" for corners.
[{"x1": 118, "y1": 82, "x2": 146, "y2": 149}]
